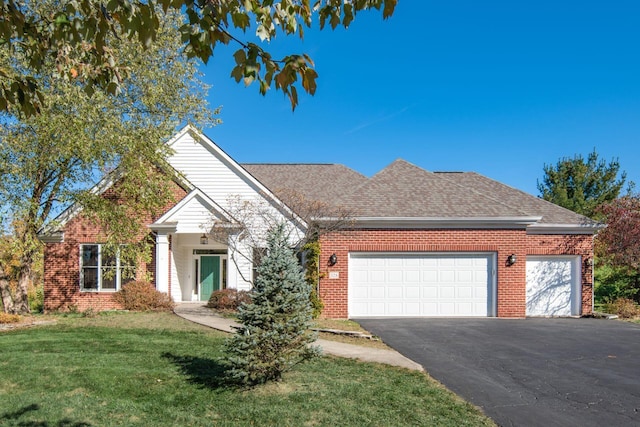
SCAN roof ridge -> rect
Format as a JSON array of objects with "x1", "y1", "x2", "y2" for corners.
[{"x1": 240, "y1": 162, "x2": 337, "y2": 166}]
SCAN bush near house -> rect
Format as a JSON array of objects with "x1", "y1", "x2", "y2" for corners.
[
  {"x1": 112, "y1": 281, "x2": 174, "y2": 312},
  {"x1": 604, "y1": 298, "x2": 640, "y2": 319},
  {"x1": 0, "y1": 313, "x2": 21, "y2": 324},
  {"x1": 207, "y1": 289, "x2": 252, "y2": 311}
]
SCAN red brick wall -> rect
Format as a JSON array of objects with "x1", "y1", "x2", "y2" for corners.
[
  {"x1": 318, "y1": 229, "x2": 594, "y2": 319},
  {"x1": 43, "y1": 180, "x2": 187, "y2": 312}
]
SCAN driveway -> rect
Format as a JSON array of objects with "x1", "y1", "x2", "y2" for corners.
[{"x1": 357, "y1": 318, "x2": 640, "y2": 427}]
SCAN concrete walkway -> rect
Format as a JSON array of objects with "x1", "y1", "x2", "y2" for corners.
[{"x1": 173, "y1": 303, "x2": 423, "y2": 372}]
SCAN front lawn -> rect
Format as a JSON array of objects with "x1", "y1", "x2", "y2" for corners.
[{"x1": 0, "y1": 312, "x2": 494, "y2": 426}]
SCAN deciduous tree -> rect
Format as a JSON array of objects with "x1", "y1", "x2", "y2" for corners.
[
  {"x1": 1, "y1": 0, "x2": 397, "y2": 116},
  {"x1": 0, "y1": 5, "x2": 215, "y2": 314},
  {"x1": 537, "y1": 150, "x2": 629, "y2": 219},
  {"x1": 594, "y1": 196, "x2": 640, "y2": 302}
]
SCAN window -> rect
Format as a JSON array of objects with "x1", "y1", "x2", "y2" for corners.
[{"x1": 80, "y1": 244, "x2": 135, "y2": 291}]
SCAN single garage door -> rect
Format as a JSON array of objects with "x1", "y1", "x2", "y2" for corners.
[
  {"x1": 349, "y1": 253, "x2": 495, "y2": 317},
  {"x1": 526, "y1": 256, "x2": 580, "y2": 316}
]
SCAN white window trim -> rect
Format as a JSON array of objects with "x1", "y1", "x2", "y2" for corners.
[{"x1": 79, "y1": 244, "x2": 132, "y2": 292}]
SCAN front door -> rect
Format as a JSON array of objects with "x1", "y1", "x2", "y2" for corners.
[{"x1": 199, "y1": 256, "x2": 221, "y2": 301}]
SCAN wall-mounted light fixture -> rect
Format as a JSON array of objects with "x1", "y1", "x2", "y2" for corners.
[
  {"x1": 328, "y1": 253, "x2": 338, "y2": 266},
  {"x1": 507, "y1": 254, "x2": 517, "y2": 266},
  {"x1": 200, "y1": 233, "x2": 208, "y2": 245},
  {"x1": 584, "y1": 258, "x2": 594, "y2": 267}
]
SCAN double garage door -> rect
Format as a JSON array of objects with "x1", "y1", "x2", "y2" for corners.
[
  {"x1": 348, "y1": 253, "x2": 581, "y2": 317},
  {"x1": 349, "y1": 253, "x2": 495, "y2": 317}
]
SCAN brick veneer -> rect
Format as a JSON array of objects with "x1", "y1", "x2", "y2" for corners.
[
  {"x1": 43, "y1": 181, "x2": 187, "y2": 312},
  {"x1": 318, "y1": 228, "x2": 594, "y2": 319}
]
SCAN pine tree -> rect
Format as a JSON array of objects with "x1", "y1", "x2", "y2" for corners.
[
  {"x1": 537, "y1": 150, "x2": 628, "y2": 219},
  {"x1": 223, "y1": 224, "x2": 320, "y2": 385}
]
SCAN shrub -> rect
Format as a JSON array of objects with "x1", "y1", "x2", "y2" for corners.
[
  {"x1": 112, "y1": 281, "x2": 174, "y2": 312},
  {"x1": 29, "y1": 284, "x2": 44, "y2": 313},
  {"x1": 604, "y1": 298, "x2": 640, "y2": 319},
  {"x1": 309, "y1": 288, "x2": 324, "y2": 319},
  {"x1": 0, "y1": 313, "x2": 21, "y2": 324},
  {"x1": 207, "y1": 289, "x2": 251, "y2": 311}
]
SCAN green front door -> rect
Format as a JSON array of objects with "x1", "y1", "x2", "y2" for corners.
[{"x1": 200, "y1": 256, "x2": 220, "y2": 301}]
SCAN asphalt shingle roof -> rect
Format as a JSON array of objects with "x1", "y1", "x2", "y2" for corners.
[
  {"x1": 242, "y1": 159, "x2": 595, "y2": 226},
  {"x1": 436, "y1": 171, "x2": 596, "y2": 225},
  {"x1": 242, "y1": 163, "x2": 368, "y2": 206},
  {"x1": 338, "y1": 159, "x2": 528, "y2": 218}
]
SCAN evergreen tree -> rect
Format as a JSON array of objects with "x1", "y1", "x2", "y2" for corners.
[
  {"x1": 223, "y1": 224, "x2": 320, "y2": 386},
  {"x1": 537, "y1": 150, "x2": 628, "y2": 219}
]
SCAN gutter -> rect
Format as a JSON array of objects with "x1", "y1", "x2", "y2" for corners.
[{"x1": 316, "y1": 216, "x2": 543, "y2": 229}]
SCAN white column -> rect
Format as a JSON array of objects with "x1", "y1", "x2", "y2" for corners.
[{"x1": 155, "y1": 232, "x2": 170, "y2": 294}]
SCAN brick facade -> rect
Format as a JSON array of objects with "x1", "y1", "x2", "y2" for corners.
[
  {"x1": 318, "y1": 229, "x2": 593, "y2": 318},
  {"x1": 43, "y1": 181, "x2": 187, "y2": 312}
]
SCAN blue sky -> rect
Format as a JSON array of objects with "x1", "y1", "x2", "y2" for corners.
[{"x1": 199, "y1": 1, "x2": 640, "y2": 196}]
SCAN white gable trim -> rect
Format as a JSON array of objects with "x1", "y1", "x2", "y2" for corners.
[
  {"x1": 172, "y1": 125, "x2": 308, "y2": 231},
  {"x1": 151, "y1": 187, "x2": 235, "y2": 228}
]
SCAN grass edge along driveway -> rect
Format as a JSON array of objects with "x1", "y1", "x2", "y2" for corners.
[{"x1": 0, "y1": 312, "x2": 495, "y2": 427}]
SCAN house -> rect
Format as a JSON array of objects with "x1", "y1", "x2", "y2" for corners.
[{"x1": 39, "y1": 126, "x2": 599, "y2": 318}]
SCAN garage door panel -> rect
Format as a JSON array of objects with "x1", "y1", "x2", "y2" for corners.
[
  {"x1": 457, "y1": 286, "x2": 473, "y2": 299},
  {"x1": 422, "y1": 286, "x2": 438, "y2": 298},
  {"x1": 373, "y1": 270, "x2": 389, "y2": 282},
  {"x1": 386, "y1": 269, "x2": 401, "y2": 281},
  {"x1": 457, "y1": 270, "x2": 473, "y2": 282},
  {"x1": 422, "y1": 271, "x2": 438, "y2": 283},
  {"x1": 405, "y1": 286, "x2": 420, "y2": 298},
  {"x1": 440, "y1": 286, "x2": 455, "y2": 298},
  {"x1": 440, "y1": 302, "x2": 455, "y2": 315},
  {"x1": 405, "y1": 270, "x2": 420, "y2": 282},
  {"x1": 370, "y1": 286, "x2": 385, "y2": 299},
  {"x1": 387, "y1": 286, "x2": 403, "y2": 299},
  {"x1": 440, "y1": 270, "x2": 455, "y2": 282},
  {"x1": 526, "y1": 257, "x2": 578, "y2": 317},
  {"x1": 349, "y1": 254, "x2": 493, "y2": 317},
  {"x1": 404, "y1": 303, "x2": 420, "y2": 315}
]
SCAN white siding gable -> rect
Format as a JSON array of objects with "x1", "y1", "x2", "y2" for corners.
[
  {"x1": 167, "y1": 126, "x2": 276, "y2": 213},
  {"x1": 161, "y1": 193, "x2": 224, "y2": 234}
]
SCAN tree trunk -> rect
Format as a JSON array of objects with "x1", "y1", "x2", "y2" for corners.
[
  {"x1": 0, "y1": 268, "x2": 16, "y2": 314},
  {"x1": 14, "y1": 263, "x2": 32, "y2": 314}
]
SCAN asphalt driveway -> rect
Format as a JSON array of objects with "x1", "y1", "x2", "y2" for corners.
[{"x1": 357, "y1": 318, "x2": 640, "y2": 427}]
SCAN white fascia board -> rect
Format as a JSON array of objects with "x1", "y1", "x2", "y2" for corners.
[
  {"x1": 330, "y1": 216, "x2": 543, "y2": 229},
  {"x1": 148, "y1": 222, "x2": 178, "y2": 233},
  {"x1": 37, "y1": 232, "x2": 64, "y2": 243},
  {"x1": 526, "y1": 223, "x2": 604, "y2": 235},
  {"x1": 174, "y1": 125, "x2": 308, "y2": 231}
]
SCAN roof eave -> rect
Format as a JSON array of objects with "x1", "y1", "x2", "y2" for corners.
[
  {"x1": 339, "y1": 216, "x2": 543, "y2": 229},
  {"x1": 526, "y1": 223, "x2": 604, "y2": 235},
  {"x1": 37, "y1": 232, "x2": 64, "y2": 243}
]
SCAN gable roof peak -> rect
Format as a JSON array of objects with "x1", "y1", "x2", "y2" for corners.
[{"x1": 371, "y1": 158, "x2": 431, "y2": 178}]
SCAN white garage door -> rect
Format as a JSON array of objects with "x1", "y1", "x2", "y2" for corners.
[
  {"x1": 349, "y1": 253, "x2": 494, "y2": 317},
  {"x1": 526, "y1": 256, "x2": 580, "y2": 316}
]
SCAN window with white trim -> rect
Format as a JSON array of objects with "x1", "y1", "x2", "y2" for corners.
[{"x1": 80, "y1": 244, "x2": 135, "y2": 291}]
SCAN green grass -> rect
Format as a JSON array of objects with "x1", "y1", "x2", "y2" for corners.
[{"x1": 0, "y1": 312, "x2": 494, "y2": 427}]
